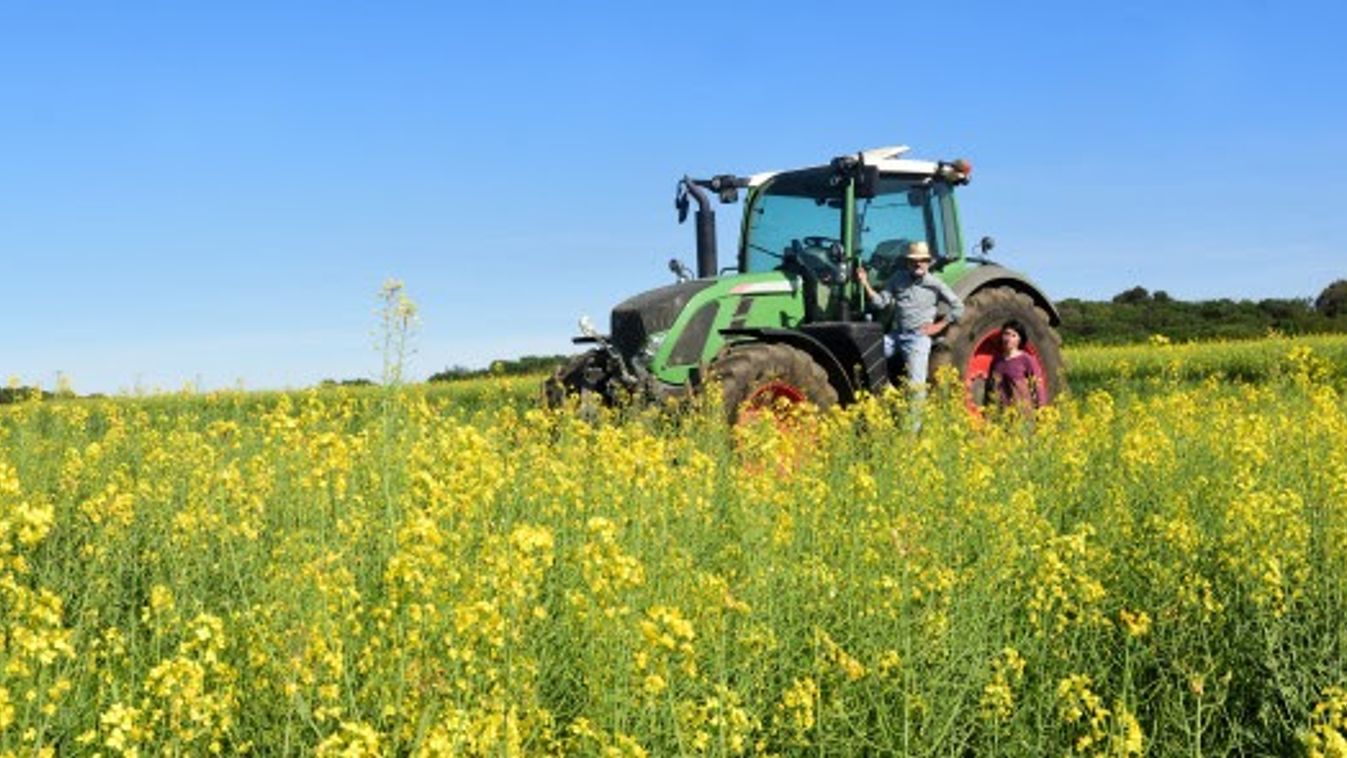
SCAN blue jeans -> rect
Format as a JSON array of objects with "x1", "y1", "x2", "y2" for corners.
[{"x1": 883, "y1": 331, "x2": 932, "y2": 389}]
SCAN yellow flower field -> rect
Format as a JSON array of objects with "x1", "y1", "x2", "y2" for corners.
[{"x1": 3, "y1": 334, "x2": 1347, "y2": 756}]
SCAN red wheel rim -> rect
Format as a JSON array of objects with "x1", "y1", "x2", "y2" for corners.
[
  {"x1": 963, "y1": 328, "x2": 1051, "y2": 412},
  {"x1": 744, "y1": 380, "x2": 806, "y2": 414},
  {"x1": 737, "y1": 380, "x2": 816, "y2": 476}
]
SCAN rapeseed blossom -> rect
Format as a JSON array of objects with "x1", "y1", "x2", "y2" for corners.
[{"x1": 1306, "y1": 686, "x2": 1347, "y2": 758}]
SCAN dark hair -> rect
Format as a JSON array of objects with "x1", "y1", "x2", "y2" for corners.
[{"x1": 1001, "y1": 320, "x2": 1029, "y2": 347}]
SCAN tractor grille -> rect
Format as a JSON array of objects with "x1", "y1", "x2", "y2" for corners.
[
  {"x1": 610, "y1": 279, "x2": 714, "y2": 359},
  {"x1": 610, "y1": 310, "x2": 647, "y2": 359}
]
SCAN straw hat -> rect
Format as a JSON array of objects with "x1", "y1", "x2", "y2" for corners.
[{"x1": 905, "y1": 240, "x2": 932, "y2": 261}]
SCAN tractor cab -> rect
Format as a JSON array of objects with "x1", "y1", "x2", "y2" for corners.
[
  {"x1": 738, "y1": 146, "x2": 969, "y2": 280},
  {"x1": 737, "y1": 150, "x2": 972, "y2": 326}
]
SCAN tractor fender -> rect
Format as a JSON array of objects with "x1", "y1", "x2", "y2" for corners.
[
  {"x1": 951, "y1": 264, "x2": 1061, "y2": 325},
  {"x1": 718, "y1": 327, "x2": 861, "y2": 404}
]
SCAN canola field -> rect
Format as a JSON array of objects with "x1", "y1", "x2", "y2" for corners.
[{"x1": 3, "y1": 334, "x2": 1347, "y2": 756}]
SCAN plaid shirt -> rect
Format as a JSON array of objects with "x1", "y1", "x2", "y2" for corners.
[{"x1": 868, "y1": 269, "x2": 964, "y2": 332}]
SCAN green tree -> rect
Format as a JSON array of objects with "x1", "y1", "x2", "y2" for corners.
[
  {"x1": 1315, "y1": 279, "x2": 1347, "y2": 318},
  {"x1": 1112, "y1": 286, "x2": 1150, "y2": 305}
]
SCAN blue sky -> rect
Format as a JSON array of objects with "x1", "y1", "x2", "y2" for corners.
[{"x1": 3, "y1": 1, "x2": 1345, "y2": 394}]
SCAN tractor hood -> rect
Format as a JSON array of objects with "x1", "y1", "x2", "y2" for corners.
[{"x1": 611, "y1": 279, "x2": 716, "y2": 359}]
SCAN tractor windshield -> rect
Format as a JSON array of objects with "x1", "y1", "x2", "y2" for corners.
[
  {"x1": 742, "y1": 167, "x2": 844, "y2": 273},
  {"x1": 856, "y1": 179, "x2": 951, "y2": 278}
]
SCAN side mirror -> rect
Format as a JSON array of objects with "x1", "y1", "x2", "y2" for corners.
[
  {"x1": 978, "y1": 236, "x2": 996, "y2": 255},
  {"x1": 710, "y1": 174, "x2": 744, "y2": 204}
]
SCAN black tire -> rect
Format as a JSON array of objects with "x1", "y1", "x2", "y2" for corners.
[
  {"x1": 708, "y1": 342, "x2": 839, "y2": 424},
  {"x1": 935, "y1": 287, "x2": 1066, "y2": 405}
]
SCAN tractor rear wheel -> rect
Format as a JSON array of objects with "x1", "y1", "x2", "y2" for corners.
[
  {"x1": 936, "y1": 287, "x2": 1066, "y2": 408},
  {"x1": 709, "y1": 342, "x2": 839, "y2": 424}
]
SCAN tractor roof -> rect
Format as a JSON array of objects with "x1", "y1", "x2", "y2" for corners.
[{"x1": 746, "y1": 145, "x2": 948, "y2": 188}]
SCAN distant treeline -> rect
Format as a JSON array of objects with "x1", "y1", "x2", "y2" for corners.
[
  {"x1": 0, "y1": 387, "x2": 52, "y2": 404},
  {"x1": 0, "y1": 386, "x2": 89, "y2": 405},
  {"x1": 428, "y1": 354, "x2": 569, "y2": 383},
  {"x1": 1057, "y1": 280, "x2": 1347, "y2": 344}
]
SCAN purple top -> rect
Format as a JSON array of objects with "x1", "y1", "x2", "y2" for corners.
[{"x1": 990, "y1": 352, "x2": 1038, "y2": 407}]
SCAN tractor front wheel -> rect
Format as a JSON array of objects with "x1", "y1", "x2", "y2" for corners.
[
  {"x1": 709, "y1": 342, "x2": 839, "y2": 424},
  {"x1": 936, "y1": 287, "x2": 1066, "y2": 409}
]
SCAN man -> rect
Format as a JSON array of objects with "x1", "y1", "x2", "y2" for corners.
[{"x1": 855, "y1": 240, "x2": 964, "y2": 389}]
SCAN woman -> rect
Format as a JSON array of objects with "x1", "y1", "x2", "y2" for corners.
[{"x1": 988, "y1": 320, "x2": 1043, "y2": 412}]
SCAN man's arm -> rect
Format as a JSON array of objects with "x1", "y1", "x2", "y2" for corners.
[
  {"x1": 856, "y1": 266, "x2": 894, "y2": 309},
  {"x1": 918, "y1": 279, "x2": 964, "y2": 336},
  {"x1": 938, "y1": 280, "x2": 965, "y2": 323}
]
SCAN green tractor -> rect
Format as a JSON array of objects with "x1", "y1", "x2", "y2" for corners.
[{"x1": 548, "y1": 145, "x2": 1065, "y2": 421}]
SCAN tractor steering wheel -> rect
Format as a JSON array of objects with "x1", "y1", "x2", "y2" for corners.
[
  {"x1": 790, "y1": 237, "x2": 845, "y2": 284},
  {"x1": 800, "y1": 236, "x2": 844, "y2": 255}
]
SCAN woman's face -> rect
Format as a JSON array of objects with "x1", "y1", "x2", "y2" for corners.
[{"x1": 1000, "y1": 327, "x2": 1022, "y2": 353}]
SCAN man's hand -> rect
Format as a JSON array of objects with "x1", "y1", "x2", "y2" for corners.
[{"x1": 855, "y1": 266, "x2": 869, "y2": 287}]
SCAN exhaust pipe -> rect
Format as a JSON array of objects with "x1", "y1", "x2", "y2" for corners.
[
  {"x1": 677, "y1": 175, "x2": 750, "y2": 278},
  {"x1": 677, "y1": 177, "x2": 717, "y2": 278},
  {"x1": 695, "y1": 205, "x2": 716, "y2": 279}
]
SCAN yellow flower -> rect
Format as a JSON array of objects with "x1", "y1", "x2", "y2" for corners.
[
  {"x1": 642, "y1": 674, "x2": 667, "y2": 696},
  {"x1": 1118, "y1": 609, "x2": 1152, "y2": 638}
]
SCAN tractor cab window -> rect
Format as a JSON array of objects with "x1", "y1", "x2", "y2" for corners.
[
  {"x1": 857, "y1": 178, "x2": 949, "y2": 278},
  {"x1": 742, "y1": 167, "x2": 844, "y2": 274}
]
